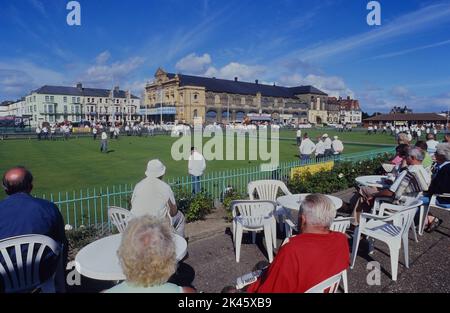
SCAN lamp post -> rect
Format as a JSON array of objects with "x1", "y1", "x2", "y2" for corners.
[
  {"x1": 159, "y1": 86, "x2": 163, "y2": 125},
  {"x1": 227, "y1": 95, "x2": 230, "y2": 124}
]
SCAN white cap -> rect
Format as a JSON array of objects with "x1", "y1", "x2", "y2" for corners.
[
  {"x1": 334, "y1": 136, "x2": 338, "y2": 140},
  {"x1": 145, "y1": 159, "x2": 166, "y2": 178},
  {"x1": 322, "y1": 134, "x2": 329, "y2": 138}
]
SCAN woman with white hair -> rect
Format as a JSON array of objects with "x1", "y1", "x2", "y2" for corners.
[
  {"x1": 423, "y1": 143, "x2": 450, "y2": 232},
  {"x1": 245, "y1": 194, "x2": 349, "y2": 293},
  {"x1": 106, "y1": 216, "x2": 195, "y2": 293}
]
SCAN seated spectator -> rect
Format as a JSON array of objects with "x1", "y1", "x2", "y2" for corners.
[
  {"x1": 243, "y1": 194, "x2": 349, "y2": 293},
  {"x1": 131, "y1": 159, "x2": 186, "y2": 237},
  {"x1": 0, "y1": 166, "x2": 68, "y2": 292},
  {"x1": 106, "y1": 216, "x2": 195, "y2": 293},
  {"x1": 422, "y1": 143, "x2": 450, "y2": 232},
  {"x1": 397, "y1": 133, "x2": 410, "y2": 145},
  {"x1": 390, "y1": 144, "x2": 409, "y2": 166},
  {"x1": 426, "y1": 133, "x2": 439, "y2": 156},
  {"x1": 415, "y1": 141, "x2": 433, "y2": 169},
  {"x1": 352, "y1": 147, "x2": 431, "y2": 224}
]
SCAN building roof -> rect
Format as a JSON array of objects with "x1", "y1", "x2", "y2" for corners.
[
  {"x1": 165, "y1": 73, "x2": 328, "y2": 98},
  {"x1": 0, "y1": 101, "x2": 14, "y2": 107},
  {"x1": 31, "y1": 85, "x2": 140, "y2": 99},
  {"x1": 364, "y1": 113, "x2": 447, "y2": 122}
]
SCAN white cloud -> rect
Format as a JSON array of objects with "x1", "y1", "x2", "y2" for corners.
[
  {"x1": 96, "y1": 51, "x2": 111, "y2": 65},
  {"x1": 81, "y1": 56, "x2": 145, "y2": 86},
  {"x1": 175, "y1": 53, "x2": 212, "y2": 74},
  {"x1": 0, "y1": 61, "x2": 65, "y2": 100},
  {"x1": 205, "y1": 62, "x2": 266, "y2": 81},
  {"x1": 390, "y1": 86, "x2": 411, "y2": 99},
  {"x1": 282, "y1": 3, "x2": 450, "y2": 62}
]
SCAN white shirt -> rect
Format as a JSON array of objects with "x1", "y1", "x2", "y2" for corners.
[
  {"x1": 315, "y1": 141, "x2": 326, "y2": 156},
  {"x1": 299, "y1": 138, "x2": 315, "y2": 155},
  {"x1": 188, "y1": 151, "x2": 206, "y2": 177},
  {"x1": 101, "y1": 132, "x2": 108, "y2": 140},
  {"x1": 426, "y1": 140, "x2": 439, "y2": 155},
  {"x1": 35, "y1": 128, "x2": 41, "y2": 134},
  {"x1": 93, "y1": 128, "x2": 97, "y2": 134},
  {"x1": 332, "y1": 140, "x2": 344, "y2": 153},
  {"x1": 296, "y1": 130, "x2": 302, "y2": 137},
  {"x1": 131, "y1": 177, "x2": 175, "y2": 219},
  {"x1": 324, "y1": 138, "x2": 332, "y2": 150}
]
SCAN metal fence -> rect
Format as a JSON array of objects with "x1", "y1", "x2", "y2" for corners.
[{"x1": 43, "y1": 146, "x2": 393, "y2": 230}]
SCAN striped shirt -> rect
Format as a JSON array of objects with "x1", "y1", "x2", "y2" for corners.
[{"x1": 389, "y1": 165, "x2": 431, "y2": 202}]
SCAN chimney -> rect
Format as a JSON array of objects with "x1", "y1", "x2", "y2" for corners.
[
  {"x1": 234, "y1": 77, "x2": 238, "y2": 82},
  {"x1": 76, "y1": 82, "x2": 82, "y2": 90},
  {"x1": 255, "y1": 79, "x2": 259, "y2": 85},
  {"x1": 347, "y1": 96, "x2": 351, "y2": 100}
]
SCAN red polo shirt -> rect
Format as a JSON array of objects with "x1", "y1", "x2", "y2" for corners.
[{"x1": 247, "y1": 232, "x2": 349, "y2": 293}]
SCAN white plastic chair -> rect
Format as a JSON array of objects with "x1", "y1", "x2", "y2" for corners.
[
  {"x1": 0, "y1": 234, "x2": 61, "y2": 293},
  {"x1": 108, "y1": 206, "x2": 132, "y2": 233},
  {"x1": 351, "y1": 200, "x2": 422, "y2": 281},
  {"x1": 419, "y1": 194, "x2": 450, "y2": 234},
  {"x1": 248, "y1": 180, "x2": 292, "y2": 240},
  {"x1": 285, "y1": 216, "x2": 353, "y2": 238},
  {"x1": 330, "y1": 217, "x2": 353, "y2": 233},
  {"x1": 231, "y1": 200, "x2": 277, "y2": 263},
  {"x1": 371, "y1": 194, "x2": 422, "y2": 242},
  {"x1": 305, "y1": 270, "x2": 348, "y2": 293}
]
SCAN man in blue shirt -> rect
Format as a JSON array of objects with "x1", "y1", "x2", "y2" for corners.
[{"x1": 0, "y1": 166, "x2": 68, "y2": 292}]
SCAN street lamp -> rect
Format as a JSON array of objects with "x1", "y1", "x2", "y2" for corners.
[
  {"x1": 227, "y1": 95, "x2": 230, "y2": 124},
  {"x1": 159, "y1": 86, "x2": 163, "y2": 125}
]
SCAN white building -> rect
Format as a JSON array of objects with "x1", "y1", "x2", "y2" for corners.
[
  {"x1": 340, "y1": 109, "x2": 362, "y2": 124},
  {"x1": 14, "y1": 83, "x2": 141, "y2": 127},
  {"x1": 0, "y1": 101, "x2": 12, "y2": 117}
]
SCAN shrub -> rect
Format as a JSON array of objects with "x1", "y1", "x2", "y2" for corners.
[
  {"x1": 288, "y1": 154, "x2": 393, "y2": 195},
  {"x1": 221, "y1": 188, "x2": 248, "y2": 222},
  {"x1": 66, "y1": 225, "x2": 108, "y2": 261},
  {"x1": 185, "y1": 192, "x2": 214, "y2": 223}
]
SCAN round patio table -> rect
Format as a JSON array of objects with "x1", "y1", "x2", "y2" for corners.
[
  {"x1": 355, "y1": 175, "x2": 389, "y2": 189},
  {"x1": 277, "y1": 194, "x2": 343, "y2": 211},
  {"x1": 75, "y1": 233, "x2": 187, "y2": 281}
]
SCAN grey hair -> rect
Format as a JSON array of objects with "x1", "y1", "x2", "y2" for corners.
[
  {"x1": 299, "y1": 194, "x2": 336, "y2": 227},
  {"x1": 398, "y1": 133, "x2": 410, "y2": 144},
  {"x1": 408, "y1": 147, "x2": 425, "y2": 162},
  {"x1": 436, "y1": 143, "x2": 450, "y2": 161}
]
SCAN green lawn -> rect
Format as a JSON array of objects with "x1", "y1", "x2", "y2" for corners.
[{"x1": 0, "y1": 130, "x2": 399, "y2": 198}]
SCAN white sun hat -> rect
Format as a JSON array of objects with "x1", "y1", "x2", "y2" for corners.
[
  {"x1": 334, "y1": 136, "x2": 339, "y2": 140},
  {"x1": 322, "y1": 134, "x2": 329, "y2": 138},
  {"x1": 145, "y1": 159, "x2": 166, "y2": 178}
]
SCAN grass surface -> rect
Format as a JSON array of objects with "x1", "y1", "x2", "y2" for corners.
[{"x1": 0, "y1": 129, "x2": 407, "y2": 197}]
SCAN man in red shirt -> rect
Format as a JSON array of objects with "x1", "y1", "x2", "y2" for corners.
[{"x1": 246, "y1": 194, "x2": 349, "y2": 293}]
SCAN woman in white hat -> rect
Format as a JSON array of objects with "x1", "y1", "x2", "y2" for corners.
[{"x1": 130, "y1": 159, "x2": 186, "y2": 237}]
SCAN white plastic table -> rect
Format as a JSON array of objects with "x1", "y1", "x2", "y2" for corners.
[
  {"x1": 355, "y1": 175, "x2": 389, "y2": 188},
  {"x1": 277, "y1": 194, "x2": 343, "y2": 211},
  {"x1": 75, "y1": 233, "x2": 187, "y2": 281}
]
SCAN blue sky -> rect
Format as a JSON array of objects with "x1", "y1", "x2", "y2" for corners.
[{"x1": 1, "y1": 0, "x2": 450, "y2": 113}]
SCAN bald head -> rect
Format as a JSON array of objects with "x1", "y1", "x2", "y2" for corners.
[{"x1": 2, "y1": 166, "x2": 33, "y2": 195}]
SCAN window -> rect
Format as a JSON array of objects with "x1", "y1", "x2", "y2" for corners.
[
  {"x1": 45, "y1": 96, "x2": 49, "y2": 102},
  {"x1": 33, "y1": 96, "x2": 36, "y2": 102},
  {"x1": 50, "y1": 96, "x2": 54, "y2": 102},
  {"x1": 49, "y1": 116, "x2": 54, "y2": 122},
  {"x1": 106, "y1": 99, "x2": 108, "y2": 104},
  {"x1": 34, "y1": 105, "x2": 37, "y2": 112},
  {"x1": 64, "y1": 105, "x2": 68, "y2": 113},
  {"x1": 44, "y1": 105, "x2": 47, "y2": 113},
  {"x1": 75, "y1": 105, "x2": 80, "y2": 114},
  {"x1": 48, "y1": 105, "x2": 54, "y2": 114},
  {"x1": 77, "y1": 97, "x2": 80, "y2": 103},
  {"x1": 72, "y1": 97, "x2": 76, "y2": 103},
  {"x1": 194, "y1": 94, "x2": 198, "y2": 100},
  {"x1": 87, "y1": 98, "x2": 90, "y2": 103},
  {"x1": 99, "y1": 98, "x2": 102, "y2": 104},
  {"x1": 63, "y1": 96, "x2": 67, "y2": 103}
]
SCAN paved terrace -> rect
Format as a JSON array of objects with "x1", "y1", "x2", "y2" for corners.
[{"x1": 69, "y1": 188, "x2": 450, "y2": 293}]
